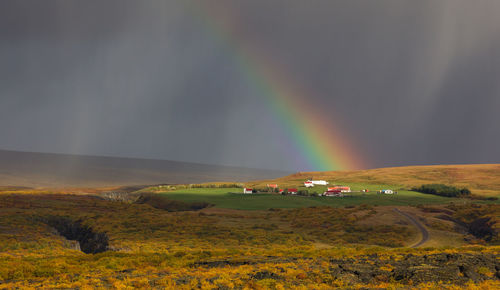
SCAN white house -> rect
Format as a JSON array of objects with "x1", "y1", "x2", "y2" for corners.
[
  {"x1": 381, "y1": 189, "x2": 394, "y2": 194},
  {"x1": 304, "y1": 181, "x2": 314, "y2": 187},
  {"x1": 243, "y1": 188, "x2": 253, "y2": 194},
  {"x1": 309, "y1": 180, "x2": 329, "y2": 186}
]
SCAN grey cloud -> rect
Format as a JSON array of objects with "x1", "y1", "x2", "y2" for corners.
[{"x1": 0, "y1": 0, "x2": 499, "y2": 171}]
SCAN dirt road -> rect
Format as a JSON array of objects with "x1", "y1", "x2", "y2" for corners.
[{"x1": 393, "y1": 208, "x2": 429, "y2": 247}]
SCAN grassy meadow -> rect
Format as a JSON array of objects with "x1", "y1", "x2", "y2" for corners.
[{"x1": 158, "y1": 186, "x2": 465, "y2": 210}]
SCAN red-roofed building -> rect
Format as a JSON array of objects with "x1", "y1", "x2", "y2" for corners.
[
  {"x1": 324, "y1": 186, "x2": 350, "y2": 197},
  {"x1": 327, "y1": 186, "x2": 351, "y2": 193},
  {"x1": 267, "y1": 184, "x2": 278, "y2": 189},
  {"x1": 243, "y1": 188, "x2": 253, "y2": 194},
  {"x1": 287, "y1": 188, "x2": 298, "y2": 195}
]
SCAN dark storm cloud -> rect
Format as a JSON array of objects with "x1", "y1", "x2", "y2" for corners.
[{"x1": 0, "y1": 0, "x2": 499, "y2": 171}]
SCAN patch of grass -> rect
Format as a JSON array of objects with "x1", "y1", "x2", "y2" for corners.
[{"x1": 159, "y1": 186, "x2": 463, "y2": 210}]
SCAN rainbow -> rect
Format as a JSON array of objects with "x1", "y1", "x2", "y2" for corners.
[{"x1": 187, "y1": 3, "x2": 367, "y2": 171}]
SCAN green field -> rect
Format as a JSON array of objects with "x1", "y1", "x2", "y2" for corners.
[{"x1": 158, "y1": 183, "x2": 470, "y2": 210}]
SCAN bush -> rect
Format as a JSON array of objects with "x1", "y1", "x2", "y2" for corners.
[
  {"x1": 412, "y1": 184, "x2": 471, "y2": 197},
  {"x1": 135, "y1": 193, "x2": 212, "y2": 212},
  {"x1": 188, "y1": 183, "x2": 244, "y2": 189},
  {"x1": 297, "y1": 190, "x2": 309, "y2": 196}
]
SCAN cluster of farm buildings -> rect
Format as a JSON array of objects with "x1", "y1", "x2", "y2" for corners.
[{"x1": 243, "y1": 179, "x2": 395, "y2": 197}]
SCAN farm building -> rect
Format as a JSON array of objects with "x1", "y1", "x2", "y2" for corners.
[
  {"x1": 311, "y1": 180, "x2": 328, "y2": 185},
  {"x1": 287, "y1": 188, "x2": 298, "y2": 195},
  {"x1": 267, "y1": 184, "x2": 278, "y2": 189},
  {"x1": 323, "y1": 190, "x2": 344, "y2": 197},
  {"x1": 328, "y1": 186, "x2": 351, "y2": 193},
  {"x1": 243, "y1": 188, "x2": 253, "y2": 194},
  {"x1": 380, "y1": 189, "x2": 394, "y2": 194},
  {"x1": 304, "y1": 180, "x2": 329, "y2": 187}
]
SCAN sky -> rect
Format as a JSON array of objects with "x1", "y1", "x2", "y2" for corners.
[{"x1": 1, "y1": 0, "x2": 499, "y2": 171}]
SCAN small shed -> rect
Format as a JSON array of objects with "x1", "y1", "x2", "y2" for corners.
[
  {"x1": 243, "y1": 188, "x2": 253, "y2": 194},
  {"x1": 287, "y1": 188, "x2": 298, "y2": 195},
  {"x1": 323, "y1": 190, "x2": 344, "y2": 197}
]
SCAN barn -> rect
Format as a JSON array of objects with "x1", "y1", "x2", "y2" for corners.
[{"x1": 328, "y1": 186, "x2": 351, "y2": 193}]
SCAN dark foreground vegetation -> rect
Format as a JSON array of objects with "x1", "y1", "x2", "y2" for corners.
[
  {"x1": 448, "y1": 203, "x2": 499, "y2": 243},
  {"x1": 193, "y1": 252, "x2": 499, "y2": 285},
  {"x1": 418, "y1": 203, "x2": 499, "y2": 244},
  {"x1": 0, "y1": 192, "x2": 498, "y2": 288},
  {"x1": 412, "y1": 184, "x2": 471, "y2": 197}
]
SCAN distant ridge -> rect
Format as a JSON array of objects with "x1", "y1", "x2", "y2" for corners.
[{"x1": 0, "y1": 149, "x2": 291, "y2": 188}]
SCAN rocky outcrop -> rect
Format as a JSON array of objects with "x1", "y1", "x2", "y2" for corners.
[
  {"x1": 327, "y1": 253, "x2": 499, "y2": 285},
  {"x1": 194, "y1": 253, "x2": 499, "y2": 285},
  {"x1": 46, "y1": 216, "x2": 109, "y2": 254}
]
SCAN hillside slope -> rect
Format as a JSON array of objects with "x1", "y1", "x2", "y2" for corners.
[
  {"x1": 0, "y1": 150, "x2": 290, "y2": 188},
  {"x1": 252, "y1": 164, "x2": 500, "y2": 196}
]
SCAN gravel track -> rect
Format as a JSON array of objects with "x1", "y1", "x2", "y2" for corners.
[{"x1": 393, "y1": 208, "x2": 429, "y2": 247}]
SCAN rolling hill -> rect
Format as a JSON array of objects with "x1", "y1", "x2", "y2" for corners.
[
  {"x1": 0, "y1": 149, "x2": 290, "y2": 188},
  {"x1": 250, "y1": 164, "x2": 500, "y2": 196}
]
